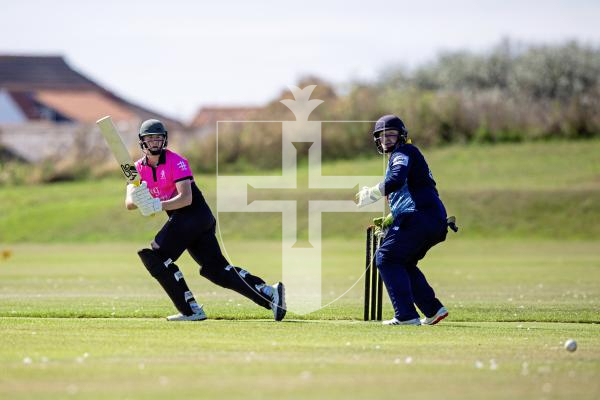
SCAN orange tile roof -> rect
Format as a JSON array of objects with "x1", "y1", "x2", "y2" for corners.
[{"x1": 35, "y1": 90, "x2": 137, "y2": 123}]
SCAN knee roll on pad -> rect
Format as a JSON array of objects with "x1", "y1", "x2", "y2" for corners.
[
  {"x1": 174, "y1": 270, "x2": 184, "y2": 282},
  {"x1": 138, "y1": 248, "x2": 174, "y2": 277},
  {"x1": 138, "y1": 248, "x2": 185, "y2": 286},
  {"x1": 137, "y1": 248, "x2": 196, "y2": 315}
]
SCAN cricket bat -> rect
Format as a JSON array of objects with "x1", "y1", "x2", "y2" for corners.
[{"x1": 96, "y1": 116, "x2": 140, "y2": 185}]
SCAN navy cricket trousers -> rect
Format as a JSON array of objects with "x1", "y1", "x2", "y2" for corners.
[{"x1": 375, "y1": 211, "x2": 447, "y2": 321}]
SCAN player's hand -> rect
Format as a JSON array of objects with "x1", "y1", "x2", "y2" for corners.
[
  {"x1": 127, "y1": 181, "x2": 149, "y2": 205},
  {"x1": 373, "y1": 213, "x2": 393, "y2": 229},
  {"x1": 355, "y1": 184, "x2": 383, "y2": 208},
  {"x1": 373, "y1": 225, "x2": 385, "y2": 239},
  {"x1": 373, "y1": 213, "x2": 393, "y2": 238},
  {"x1": 128, "y1": 183, "x2": 161, "y2": 216},
  {"x1": 130, "y1": 183, "x2": 151, "y2": 206},
  {"x1": 137, "y1": 196, "x2": 162, "y2": 217},
  {"x1": 128, "y1": 181, "x2": 148, "y2": 197}
]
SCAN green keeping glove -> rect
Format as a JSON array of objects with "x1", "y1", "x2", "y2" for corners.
[
  {"x1": 373, "y1": 213, "x2": 394, "y2": 237},
  {"x1": 373, "y1": 213, "x2": 394, "y2": 228}
]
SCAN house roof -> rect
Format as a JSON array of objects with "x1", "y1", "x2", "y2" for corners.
[
  {"x1": 0, "y1": 55, "x2": 182, "y2": 127},
  {"x1": 35, "y1": 90, "x2": 137, "y2": 123},
  {"x1": 7, "y1": 91, "x2": 40, "y2": 119},
  {"x1": 0, "y1": 55, "x2": 97, "y2": 90}
]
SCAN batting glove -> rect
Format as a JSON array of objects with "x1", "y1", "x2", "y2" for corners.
[
  {"x1": 356, "y1": 184, "x2": 383, "y2": 208},
  {"x1": 137, "y1": 196, "x2": 162, "y2": 217},
  {"x1": 130, "y1": 183, "x2": 151, "y2": 206},
  {"x1": 128, "y1": 181, "x2": 148, "y2": 198},
  {"x1": 128, "y1": 182, "x2": 161, "y2": 216},
  {"x1": 127, "y1": 181, "x2": 150, "y2": 205}
]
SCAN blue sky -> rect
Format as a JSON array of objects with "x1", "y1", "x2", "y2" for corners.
[{"x1": 2, "y1": 0, "x2": 599, "y2": 121}]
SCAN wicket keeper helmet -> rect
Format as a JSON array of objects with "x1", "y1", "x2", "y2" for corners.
[
  {"x1": 372, "y1": 115, "x2": 408, "y2": 154},
  {"x1": 139, "y1": 119, "x2": 168, "y2": 154}
]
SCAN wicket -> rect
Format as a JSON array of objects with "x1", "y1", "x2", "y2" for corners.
[{"x1": 364, "y1": 225, "x2": 384, "y2": 321}]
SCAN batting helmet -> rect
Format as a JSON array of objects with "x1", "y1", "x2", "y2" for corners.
[
  {"x1": 372, "y1": 115, "x2": 408, "y2": 154},
  {"x1": 139, "y1": 119, "x2": 168, "y2": 154}
]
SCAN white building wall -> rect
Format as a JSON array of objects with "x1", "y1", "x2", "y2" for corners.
[
  {"x1": 0, "y1": 121, "x2": 186, "y2": 163},
  {"x1": 0, "y1": 89, "x2": 27, "y2": 124}
]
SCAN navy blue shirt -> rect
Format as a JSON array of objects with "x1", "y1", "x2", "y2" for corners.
[{"x1": 384, "y1": 144, "x2": 447, "y2": 221}]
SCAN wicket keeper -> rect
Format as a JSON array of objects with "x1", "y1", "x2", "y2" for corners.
[
  {"x1": 126, "y1": 119, "x2": 286, "y2": 321},
  {"x1": 356, "y1": 115, "x2": 452, "y2": 325}
]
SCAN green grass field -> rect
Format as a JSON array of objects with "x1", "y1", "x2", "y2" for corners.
[
  {"x1": 1, "y1": 139, "x2": 599, "y2": 398},
  {"x1": 1, "y1": 139, "x2": 600, "y2": 242},
  {"x1": 0, "y1": 240, "x2": 599, "y2": 399}
]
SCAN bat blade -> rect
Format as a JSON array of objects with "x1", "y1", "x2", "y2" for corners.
[{"x1": 96, "y1": 116, "x2": 139, "y2": 184}]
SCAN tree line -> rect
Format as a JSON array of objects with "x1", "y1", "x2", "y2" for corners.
[{"x1": 187, "y1": 39, "x2": 600, "y2": 172}]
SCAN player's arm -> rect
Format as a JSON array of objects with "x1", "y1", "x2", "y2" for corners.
[
  {"x1": 382, "y1": 152, "x2": 410, "y2": 195},
  {"x1": 161, "y1": 179, "x2": 193, "y2": 211},
  {"x1": 356, "y1": 152, "x2": 410, "y2": 208}
]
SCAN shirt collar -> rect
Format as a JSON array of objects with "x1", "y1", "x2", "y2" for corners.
[{"x1": 142, "y1": 150, "x2": 166, "y2": 166}]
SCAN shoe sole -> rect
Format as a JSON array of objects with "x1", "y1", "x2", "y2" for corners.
[
  {"x1": 382, "y1": 318, "x2": 421, "y2": 326},
  {"x1": 166, "y1": 314, "x2": 207, "y2": 321},
  {"x1": 425, "y1": 311, "x2": 448, "y2": 325},
  {"x1": 274, "y1": 283, "x2": 287, "y2": 321}
]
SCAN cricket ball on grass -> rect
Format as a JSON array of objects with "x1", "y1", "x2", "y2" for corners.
[{"x1": 564, "y1": 339, "x2": 577, "y2": 352}]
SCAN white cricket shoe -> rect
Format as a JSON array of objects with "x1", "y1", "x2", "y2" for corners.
[
  {"x1": 166, "y1": 305, "x2": 207, "y2": 321},
  {"x1": 270, "y1": 282, "x2": 286, "y2": 321},
  {"x1": 382, "y1": 317, "x2": 421, "y2": 326},
  {"x1": 420, "y1": 306, "x2": 448, "y2": 325}
]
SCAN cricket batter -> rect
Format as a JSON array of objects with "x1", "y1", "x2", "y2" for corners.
[
  {"x1": 126, "y1": 119, "x2": 286, "y2": 321},
  {"x1": 356, "y1": 115, "x2": 453, "y2": 325}
]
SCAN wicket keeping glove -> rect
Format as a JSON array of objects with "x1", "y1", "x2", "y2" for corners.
[
  {"x1": 373, "y1": 213, "x2": 394, "y2": 229},
  {"x1": 356, "y1": 184, "x2": 383, "y2": 208},
  {"x1": 373, "y1": 213, "x2": 394, "y2": 238}
]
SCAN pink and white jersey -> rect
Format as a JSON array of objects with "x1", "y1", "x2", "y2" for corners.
[{"x1": 135, "y1": 150, "x2": 193, "y2": 201}]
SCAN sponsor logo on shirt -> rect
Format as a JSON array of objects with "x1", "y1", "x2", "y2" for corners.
[
  {"x1": 392, "y1": 153, "x2": 409, "y2": 167},
  {"x1": 177, "y1": 161, "x2": 188, "y2": 171},
  {"x1": 160, "y1": 170, "x2": 166, "y2": 180}
]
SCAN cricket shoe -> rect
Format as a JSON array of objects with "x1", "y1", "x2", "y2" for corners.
[
  {"x1": 270, "y1": 282, "x2": 286, "y2": 321},
  {"x1": 420, "y1": 306, "x2": 448, "y2": 325},
  {"x1": 382, "y1": 317, "x2": 421, "y2": 326},
  {"x1": 166, "y1": 304, "x2": 207, "y2": 321}
]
